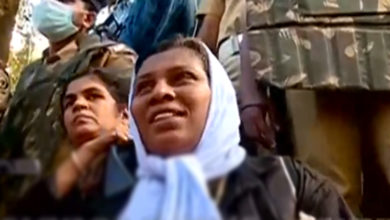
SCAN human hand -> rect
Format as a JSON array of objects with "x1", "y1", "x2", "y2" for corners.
[{"x1": 240, "y1": 104, "x2": 278, "y2": 149}]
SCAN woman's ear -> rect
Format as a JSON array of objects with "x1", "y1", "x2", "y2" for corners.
[
  {"x1": 117, "y1": 103, "x2": 129, "y2": 120},
  {"x1": 122, "y1": 109, "x2": 129, "y2": 120}
]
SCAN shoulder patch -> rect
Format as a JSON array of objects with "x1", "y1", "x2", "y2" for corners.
[{"x1": 109, "y1": 43, "x2": 132, "y2": 53}]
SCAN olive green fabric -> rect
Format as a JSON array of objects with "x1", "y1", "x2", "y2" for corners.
[
  {"x1": 246, "y1": 0, "x2": 390, "y2": 90},
  {"x1": 247, "y1": 0, "x2": 390, "y2": 27},
  {"x1": 0, "y1": 33, "x2": 137, "y2": 209}
]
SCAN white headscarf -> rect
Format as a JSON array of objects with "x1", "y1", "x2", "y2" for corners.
[{"x1": 119, "y1": 42, "x2": 246, "y2": 220}]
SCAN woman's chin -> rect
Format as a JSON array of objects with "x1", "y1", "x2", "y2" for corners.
[{"x1": 147, "y1": 132, "x2": 195, "y2": 156}]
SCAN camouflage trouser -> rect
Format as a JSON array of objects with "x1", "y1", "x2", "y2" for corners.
[
  {"x1": 287, "y1": 90, "x2": 390, "y2": 217},
  {"x1": 220, "y1": 34, "x2": 390, "y2": 217}
]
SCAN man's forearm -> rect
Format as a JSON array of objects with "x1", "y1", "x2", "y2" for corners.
[{"x1": 197, "y1": 15, "x2": 221, "y2": 54}]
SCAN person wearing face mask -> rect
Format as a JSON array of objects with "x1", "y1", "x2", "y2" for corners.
[
  {"x1": 0, "y1": 0, "x2": 137, "y2": 212},
  {"x1": 119, "y1": 37, "x2": 353, "y2": 220}
]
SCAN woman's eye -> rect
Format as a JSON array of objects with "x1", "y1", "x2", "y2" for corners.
[
  {"x1": 63, "y1": 99, "x2": 74, "y2": 109},
  {"x1": 175, "y1": 72, "x2": 196, "y2": 84},
  {"x1": 135, "y1": 82, "x2": 153, "y2": 95},
  {"x1": 63, "y1": 102, "x2": 71, "y2": 109},
  {"x1": 86, "y1": 93, "x2": 102, "y2": 101}
]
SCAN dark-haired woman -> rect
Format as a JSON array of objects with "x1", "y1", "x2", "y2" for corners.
[
  {"x1": 120, "y1": 37, "x2": 354, "y2": 220},
  {"x1": 8, "y1": 70, "x2": 136, "y2": 218}
]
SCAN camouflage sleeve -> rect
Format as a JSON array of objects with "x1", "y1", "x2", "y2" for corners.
[
  {"x1": 105, "y1": 43, "x2": 137, "y2": 69},
  {"x1": 1, "y1": 61, "x2": 39, "y2": 113},
  {"x1": 11, "y1": 61, "x2": 41, "y2": 99},
  {"x1": 0, "y1": 60, "x2": 41, "y2": 154},
  {"x1": 0, "y1": 64, "x2": 10, "y2": 115},
  {"x1": 197, "y1": 0, "x2": 225, "y2": 18},
  {"x1": 101, "y1": 43, "x2": 137, "y2": 102}
]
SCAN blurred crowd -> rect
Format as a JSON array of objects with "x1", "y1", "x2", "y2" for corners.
[{"x1": 1, "y1": 0, "x2": 390, "y2": 219}]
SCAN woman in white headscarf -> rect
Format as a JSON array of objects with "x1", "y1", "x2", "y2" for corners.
[{"x1": 121, "y1": 37, "x2": 353, "y2": 220}]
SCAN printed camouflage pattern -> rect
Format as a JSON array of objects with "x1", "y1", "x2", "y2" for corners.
[
  {"x1": 247, "y1": 0, "x2": 390, "y2": 27},
  {"x1": 0, "y1": 34, "x2": 137, "y2": 208},
  {"x1": 0, "y1": 61, "x2": 10, "y2": 120},
  {"x1": 246, "y1": 0, "x2": 390, "y2": 89}
]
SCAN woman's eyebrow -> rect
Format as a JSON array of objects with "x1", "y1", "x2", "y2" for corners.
[
  {"x1": 137, "y1": 66, "x2": 194, "y2": 80},
  {"x1": 63, "y1": 94, "x2": 76, "y2": 105},
  {"x1": 81, "y1": 87, "x2": 103, "y2": 94},
  {"x1": 64, "y1": 87, "x2": 103, "y2": 100},
  {"x1": 136, "y1": 73, "x2": 153, "y2": 83}
]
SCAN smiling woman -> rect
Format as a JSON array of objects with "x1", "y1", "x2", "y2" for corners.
[
  {"x1": 132, "y1": 41, "x2": 211, "y2": 156},
  {"x1": 120, "y1": 37, "x2": 354, "y2": 220}
]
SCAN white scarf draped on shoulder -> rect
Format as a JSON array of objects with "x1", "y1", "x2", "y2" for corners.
[{"x1": 120, "y1": 42, "x2": 246, "y2": 220}]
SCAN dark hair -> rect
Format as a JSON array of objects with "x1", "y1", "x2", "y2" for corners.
[
  {"x1": 140, "y1": 36, "x2": 210, "y2": 77},
  {"x1": 60, "y1": 69, "x2": 129, "y2": 110},
  {"x1": 60, "y1": 0, "x2": 101, "y2": 12}
]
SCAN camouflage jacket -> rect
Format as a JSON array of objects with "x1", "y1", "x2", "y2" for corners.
[
  {"x1": 0, "y1": 33, "x2": 136, "y2": 201},
  {"x1": 246, "y1": 0, "x2": 390, "y2": 90},
  {"x1": 0, "y1": 61, "x2": 10, "y2": 120}
]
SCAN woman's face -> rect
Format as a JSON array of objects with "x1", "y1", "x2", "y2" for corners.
[
  {"x1": 63, "y1": 74, "x2": 123, "y2": 147},
  {"x1": 132, "y1": 47, "x2": 211, "y2": 156}
]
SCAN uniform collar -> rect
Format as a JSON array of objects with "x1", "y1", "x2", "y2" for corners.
[
  {"x1": 42, "y1": 32, "x2": 92, "y2": 64},
  {"x1": 43, "y1": 40, "x2": 79, "y2": 64}
]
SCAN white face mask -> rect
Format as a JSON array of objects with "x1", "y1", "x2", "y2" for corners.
[{"x1": 32, "y1": 0, "x2": 80, "y2": 43}]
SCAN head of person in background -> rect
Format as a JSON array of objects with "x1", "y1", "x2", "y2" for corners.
[
  {"x1": 53, "y1": 68, "x2": 134, "y2": 198},
  {"x1": 62, "y1": 70, "x2": 129, "y2": 148},
  {"x1": 32, "y1": 0, "x2": 103, "y2": 46}
]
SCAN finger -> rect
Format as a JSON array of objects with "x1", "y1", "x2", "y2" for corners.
[
  {"x1": 118, "y1": 122, "x2": 129, "y2": 135},
  {"x1": 118, "y1": 132, "x2": 129, "y2": 142},
  {"x1": 120, "y1": 120, "x2": 130, "y2": 132},
  {"x1": 115, "y1": 128, "x2": 131, "y2": 146},
  {"x1": 242, "y1": 119, "x2": 259, "y2": 140},
  {"x1": 80, "y1": 133, "x2": 115, "y2": 155},
  {"x1": 241, "y1": 110, "x2": 269, "y2": 145},
  {"x1": 119, "y1": 126, "x2": 130, "y2": 140},
  {"x1": 268, "y1": 103, "x2": 280, "y2": 132},
  {"x1": 256, "y1": 119, "x2": 276, "y2": 149},
  {"x1": 256, "y1": 125, "x2": 272, "y2": 148}
]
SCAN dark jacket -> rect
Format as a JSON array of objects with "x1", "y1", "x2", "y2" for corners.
[
  {"x1": 8, "y1": 154, "x2": 353, "y2": 219},
  {"x1": 7, "y1": 145, "x2": 137, "y2": 219},
  {"x1": 220, "y1": 156, "x2": 354, "y2": 220}
]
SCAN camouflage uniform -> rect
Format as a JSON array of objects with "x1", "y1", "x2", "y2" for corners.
[
  {"x1": 245, "y1": 0, "x2": 390, "y2": 89},
  {"x1": 0, "y1": 61, "x2": 10, "y2": 121},
  {"x1": 0, "y1": 33, "x2": 136, "y2": 209},
  {"x1": 246, "y1": 0, "x2": 390, "y2": 217},
  {"x1": 198, "y1": 0, "x2": 245, "y2": 92}
]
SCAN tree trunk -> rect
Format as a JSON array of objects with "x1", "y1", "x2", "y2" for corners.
[{"x1": 0, "y1": 0, "x2": 21, "y2": 63}]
